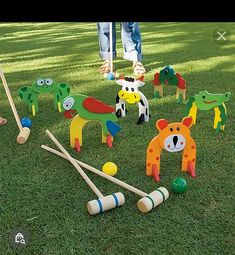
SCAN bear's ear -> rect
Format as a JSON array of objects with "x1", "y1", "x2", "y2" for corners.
[
  {"x1": 182, "y1": 116, "x2": 193, "y2": 128},
  {"x1": 156, "y1": 119, "x2": 168, "y2": 131}
]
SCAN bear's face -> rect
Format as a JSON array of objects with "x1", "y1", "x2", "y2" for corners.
[{"x1": 156, "y1": 117, "x2": 193, "y2": 152}]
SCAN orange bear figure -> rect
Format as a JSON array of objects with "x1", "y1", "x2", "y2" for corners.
[{"x1": 146, "y1": 116, "x2": 196, "y2": 182}]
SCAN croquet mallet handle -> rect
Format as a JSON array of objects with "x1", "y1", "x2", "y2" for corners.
[
  {"x1": 45, "y1": 130, "x2": 104, "y2": 198},
  {"x1": 41, "y1": 145, "x2": 147, "y2": 197},
  {"x1": 109, "y1": 22, "x2": 113, "y2": 74},
  {"x1": 0, "y1": 69, "x2": 22, "y2": 131}
]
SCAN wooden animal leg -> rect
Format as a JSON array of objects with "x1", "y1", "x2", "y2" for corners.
[
  {"x1": 101, "y1": 129, "x2": 113, "y2": 145},
  {"x1": 188, "y1": 102, "x2": 198, "y2": 124},
  {"x1": 32, "y1": 105, "x2": 36, "y2": 116},
  {"x1": 31, "y1": 101, "x2": 39, "y2": 116},
  {"x1": 181, "y1": 138, "x2": 196, "y2": 174},
  {"x1": 54, "y1": 96, "x2": 60, "y2": 112},
  {"x1": 106, "y1": 135, "x2": 113, "y2": 148},
  {"x1": 214, "y1": 106, "x2": 226, "y2": 132},
  {"x1": 70, "y1": 115, "x2": 89, "y2": 148},
  {"x1": 115, "y1": 96, "x2": 126, "y2": 118},
  {"x1": 152, "y1": 164, "x2": 160, "y2": 182},
  {"x1": 153, "y1": 84, "x2": 163, "y2": 98},
  {"x1": 57, "y1": 102, "x2": 62, "y2": 113},
  {"x1": 176, "y1": 88, "x2": 179, "y2": 99},
  {"x1": 176, "y1": 89, "x2": 183, "y2": 103},
  {"x1": 137, "y1": 92, "x2": 149, "y2": 124},
  {"x1": 187, "y1": 161, "x2": 196, "y2": 177},
  {"x1": 75, "y1": 138, "x2": 80, "y2": 152},
  {"x1": 146, "y1": 140, "x2": 162, "y2": 176},
  {"x1": 176, "y1": 87, "x2": 186, "y2": 102},
  {"x1": 182, "y1": 88, "x2": 186, "y2": 101}
]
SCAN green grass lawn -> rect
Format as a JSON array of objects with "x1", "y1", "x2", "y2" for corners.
[{"x1": 0, "y1": 22, "x2": 234, "y2": 255}]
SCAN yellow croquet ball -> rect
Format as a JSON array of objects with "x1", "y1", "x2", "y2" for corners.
[{"x1": 102, "y1": 162, "x2": 118, "y2": 176}]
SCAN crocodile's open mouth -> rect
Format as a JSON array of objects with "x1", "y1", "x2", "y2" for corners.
[{"x1": 203, "y1": 100, "x2": 217, "y2": 104}]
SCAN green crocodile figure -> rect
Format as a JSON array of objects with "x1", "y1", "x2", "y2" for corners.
[
  {"x1": 19, "y1": 78, "x2": 70, "y2": 116},
  {"x1": 185, "y1": 90, "x2": 231, "y2": 133}
]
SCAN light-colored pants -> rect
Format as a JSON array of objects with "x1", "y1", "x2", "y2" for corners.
[{"x1": 97, "y1": 22, "x2": 143, "y2": 62}]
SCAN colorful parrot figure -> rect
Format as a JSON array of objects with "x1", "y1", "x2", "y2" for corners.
[{"x1": 62, "y1": 94, "x2": 121, "y2": 151}]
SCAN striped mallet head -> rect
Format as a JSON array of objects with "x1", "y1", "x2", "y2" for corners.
[
  {"x1": 137, "y1": 187, "x2": 169, "y2": 213},
  {"x1": 87, "y1": 192, "x2": 125, "y2": 215}
]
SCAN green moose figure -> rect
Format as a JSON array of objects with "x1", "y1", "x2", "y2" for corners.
[
  {"x1": 153, "y1": 66, "x2": 187, "y2": 103},
  {"x1": 19, "y1": 78, "x2": 70, "y2": 116}
]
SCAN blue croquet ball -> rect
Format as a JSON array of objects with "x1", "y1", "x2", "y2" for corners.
[
  {"x1": 107, "y1": 73, "x2": 115, "y2": 80},
  {"x1": 171, "y1": 177, "x2": 187, "y2": 193},
  {"x1": 21, "y1": 117, "x2": 32, "y2": 128}
]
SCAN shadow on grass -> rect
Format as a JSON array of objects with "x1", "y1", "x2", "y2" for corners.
[
  {"x1": 0, "y1": 22, "x2": 235, "y2": 255},
  {"x1": 0, "y1": 21, "x2": 234, "y2": 182}
]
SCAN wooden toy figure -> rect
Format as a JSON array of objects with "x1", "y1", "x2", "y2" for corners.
[
  {"x1": 19, "y1": 78, "x2": 70, "y2": 116},
  {"x1": 186, "y1": 90, "x2": 231, "y2": 133},
  {"x1": 146, "y1": 117, "x2": 196, "y2": 182},
  {"x1": 153, "y1": 66, "x2": 186, "y2": 103},
  {"x1": 115, "y1": 77, "x2": 149, "y2": 124},
  {"x1": 62, "y1": 94, "x2": 121, "y2": 152}
]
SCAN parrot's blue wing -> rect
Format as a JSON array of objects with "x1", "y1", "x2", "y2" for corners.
[{"x1": 106, "y1": 121, "x2": 121, "y2": 137}]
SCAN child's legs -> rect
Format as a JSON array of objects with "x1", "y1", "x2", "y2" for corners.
[
  {"x1": 97, "y1": 22, "x2": 117, "y2": 60},
  {"x1": 121, "y1": 22, "x2": 143, "y2": 62}
]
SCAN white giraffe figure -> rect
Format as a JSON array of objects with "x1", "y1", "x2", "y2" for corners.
[{"x1": 115, "y1": 77, "x2": 150, "y2": 124}]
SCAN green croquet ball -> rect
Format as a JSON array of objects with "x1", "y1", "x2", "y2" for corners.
[{"x1": 171, "y1": 177, "x2": 187, "y2": 193}]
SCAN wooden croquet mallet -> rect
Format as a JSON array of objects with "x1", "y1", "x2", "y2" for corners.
[
  {"x1": 41, "y1": 144, "x2": 169, "y2": 213},
  {"x1": 45, "y1": 130, "x2": 125, "y2": 215},
  {"x1": 109, "y1": 22, "x2": 113, "y2": 74},
  {"x1": 0, "y1": 69, "x2": 30, "y2": 144}
]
